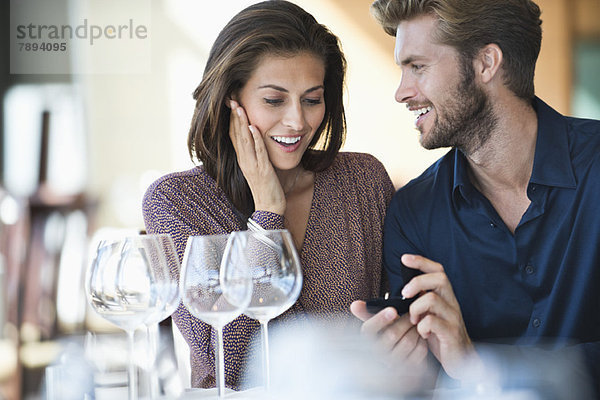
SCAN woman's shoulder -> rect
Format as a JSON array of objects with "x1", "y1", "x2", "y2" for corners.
[
  {"x1": 326, "y1": 152, "x2": 389, "y2": 178},
  {"x1": 143, "y1": 166, "x2": 213, "y2": 203},
  {"x1": 147, "y1": 165, "x2": 206, "y2": 189},
  {"x1": 318, "y1": 152, "x2": 394, "y2": 201}
]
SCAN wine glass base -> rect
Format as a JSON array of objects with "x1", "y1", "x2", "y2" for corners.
[{"x1": 180, "y1": 386, "x2": 268, "y2": 399}]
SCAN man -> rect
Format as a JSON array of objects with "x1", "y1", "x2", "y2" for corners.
[{"x1": 350, "y1": 0, "x2": 600, "y2": 396}]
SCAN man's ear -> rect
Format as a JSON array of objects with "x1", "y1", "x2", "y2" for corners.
[{"x1": 474, "y1": 43, "x2": 503, "y2": 84}]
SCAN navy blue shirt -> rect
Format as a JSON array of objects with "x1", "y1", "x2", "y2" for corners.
[{"x1": 384, "y1": 98, "x2": 600, "y2": 383}]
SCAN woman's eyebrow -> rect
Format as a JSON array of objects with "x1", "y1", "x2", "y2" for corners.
[
  {"x1": 258, "y1": 84, "x2": 324, "y2": 94},
  {"x1": 305, "y1": 85, "x2": 324, "y2": 94}
]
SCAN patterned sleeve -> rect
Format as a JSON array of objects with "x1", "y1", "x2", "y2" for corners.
[
  {"x1": 142, "y1": 181, "x2": 197, "y2": 260},
  {"x1": 249, "y1": 210, "x2": 285, "y2": 230},
  {"x1": 349, "y1": 153, "x2": 395, "y2": 296},
  {"x1": 371, "y1": 155, "x2": 395, "y2": 295},
  {"x1": 142, "y1": 175, "x2": 259, "y2": 390}
]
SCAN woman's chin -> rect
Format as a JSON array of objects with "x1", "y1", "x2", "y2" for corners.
[{"x1": 269, "y1": 156, "x2": 303, "y2": 172}]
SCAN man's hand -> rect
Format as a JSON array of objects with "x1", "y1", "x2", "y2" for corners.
[
  {"x1": 400, "y1": 254, "x2": 482, "y2": 380},
  {"x1": 350, "y1": 300, "x2": 429, "y2": 367}
]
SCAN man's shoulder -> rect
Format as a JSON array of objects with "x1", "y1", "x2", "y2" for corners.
[
  {"x1": 565, "y1": 115, "x2": 600, "y2": 169},
  {"x1": 537, "y1": 97, "x2": 600, "y2": 145},
  {"x1": 393, "y1": 149, "x2": 455, "y2": 203},
  {"x1": 566, "y1": 115, "x2": 600, "y2": 143}
]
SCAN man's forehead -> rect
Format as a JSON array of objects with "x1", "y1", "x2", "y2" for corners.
[{"x1": 393, "y1": 16, "x2": 448, "y2": 64}]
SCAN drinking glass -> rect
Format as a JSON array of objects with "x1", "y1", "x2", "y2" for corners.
[
  {"x1": 180, "y1": 232, "x2": 253, "y2": 399},
  {"x1": 85, "y1": 235, "x2": 166, "y2": 400},
  {"x1": 140, "y1": 234, "x2": 181, "y2": 399},
  {"x1": 243, "y1": 229, "x2": 302, "y2": 391}
]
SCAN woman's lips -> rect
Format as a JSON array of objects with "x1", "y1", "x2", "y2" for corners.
[{"x1": 271, "y1": 135, "x2": 303, "y2": 153}]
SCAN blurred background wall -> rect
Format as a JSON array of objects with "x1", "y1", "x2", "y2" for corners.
[
  {"x1": 2, "y1": 0, "x2": 600, "y2": 229},
  {"x1": 0, "y1": 1, "x2": 599, "y2": 399}
]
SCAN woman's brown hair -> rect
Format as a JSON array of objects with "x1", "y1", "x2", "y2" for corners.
[{"x1": 188, "y1": 0, "x2": 347, "y2": 217}]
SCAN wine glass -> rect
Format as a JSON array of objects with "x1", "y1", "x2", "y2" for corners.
[
  {"x1": 85, "y1": 235, "x2": 165, "y2": 400},
  {"x1": 180, "y1": 232, "x2": 253, "y2": 399},
  {"x1": 139, "y1": 234, "x2": 181, "y2": 399},
  {"x1": 243, "y1": 229, "x2": 302, "y2": 391}
]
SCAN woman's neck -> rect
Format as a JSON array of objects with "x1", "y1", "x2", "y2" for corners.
[{"x1": 277, "y1": 166, "x2": 304, "y2": 196}]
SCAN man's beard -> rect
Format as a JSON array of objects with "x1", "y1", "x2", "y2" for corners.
[{"x1": 420, "y1": 60, "x2": 497, "y2": 155}]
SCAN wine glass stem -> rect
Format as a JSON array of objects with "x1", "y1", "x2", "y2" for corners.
[
  {"x1": 147, "y1": 323, "x2": 160, "y2": 399},
  {"x1": 261, "y1": 320, "x2": 270, "y2": 391},
  {"x1": 215, "y1": 327, "x2": 226, "y2": 399},
  {"x1": 126, "y1": 329, "x2": 138, "y2": 400}
]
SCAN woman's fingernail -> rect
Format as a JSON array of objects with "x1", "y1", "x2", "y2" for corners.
[
  {"x1": 236, "y1": 107, "x2": 243, "y2": 117},
  {"x1": 248, "y1": 125, "x2": 255, "y2": 135}
]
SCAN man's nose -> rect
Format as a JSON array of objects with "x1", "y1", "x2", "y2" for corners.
[{"x1": 395, "y1": 74, "x2": 417, "y2": 103}]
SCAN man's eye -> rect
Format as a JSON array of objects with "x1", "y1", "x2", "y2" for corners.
[
  {"x1": 412, "y1": 64, "x2": 424, "y2": 72},
  {"x1": 264, "y1": 98, "x2": 283, "y2": 105}
]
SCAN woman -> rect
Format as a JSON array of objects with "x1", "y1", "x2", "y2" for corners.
[{"x1": 142, "y1": 0, "x2": 394, "y2": 389}]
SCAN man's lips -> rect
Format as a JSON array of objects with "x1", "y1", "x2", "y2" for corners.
[{"x1": 409, "y1": 105, "x2": 433, "y2": 128}]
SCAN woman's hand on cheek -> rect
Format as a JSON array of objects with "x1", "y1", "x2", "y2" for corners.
[{"x1": 229, "y1": 100, "x2": 286, "y2": 215}]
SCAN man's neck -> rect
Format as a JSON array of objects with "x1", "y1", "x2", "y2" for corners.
[{"x1": 465, "y1": 97, "x2": 538, "y2": 196}]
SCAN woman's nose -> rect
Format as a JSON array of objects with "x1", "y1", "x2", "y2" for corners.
[{"x1": 282, "y1": 103, "x2": 306, "y2": 131}]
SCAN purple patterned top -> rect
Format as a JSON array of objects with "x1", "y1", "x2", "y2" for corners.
[{"x1": 142, "y1": 152, "x2": 394, "y2": 389}]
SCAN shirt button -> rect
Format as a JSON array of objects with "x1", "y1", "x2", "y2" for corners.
[
  {"x1": 525, "y1": 265, "x2": 534, "y2": 274},
  {"x1": 532, "y1": 318, "x2": 541, "y2": 328},
  {"x1": 489, "y1": 221, "x2": 497, "y2": 228},
  {"x1": 531, "y1": 185, "x2": 537, "y2": 192}
]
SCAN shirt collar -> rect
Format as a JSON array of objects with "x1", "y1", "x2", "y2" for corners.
[
  {"x1": 452, "y1": 148, "x2": 472, "y2": 201},
  {"x1": 529, "y1": 97, "x2": 576, "y2": 189},
  {"x1": 453, "y1": 97, "x2": 576, "y2": 200}
]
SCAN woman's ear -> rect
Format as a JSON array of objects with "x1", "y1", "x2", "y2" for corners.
[
  {"x1": 474, "y1": 43, "x2": 503, "y2": 84},
  {"x1": 226, "y1": 94, "x2": 240, "y2": 109}
]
